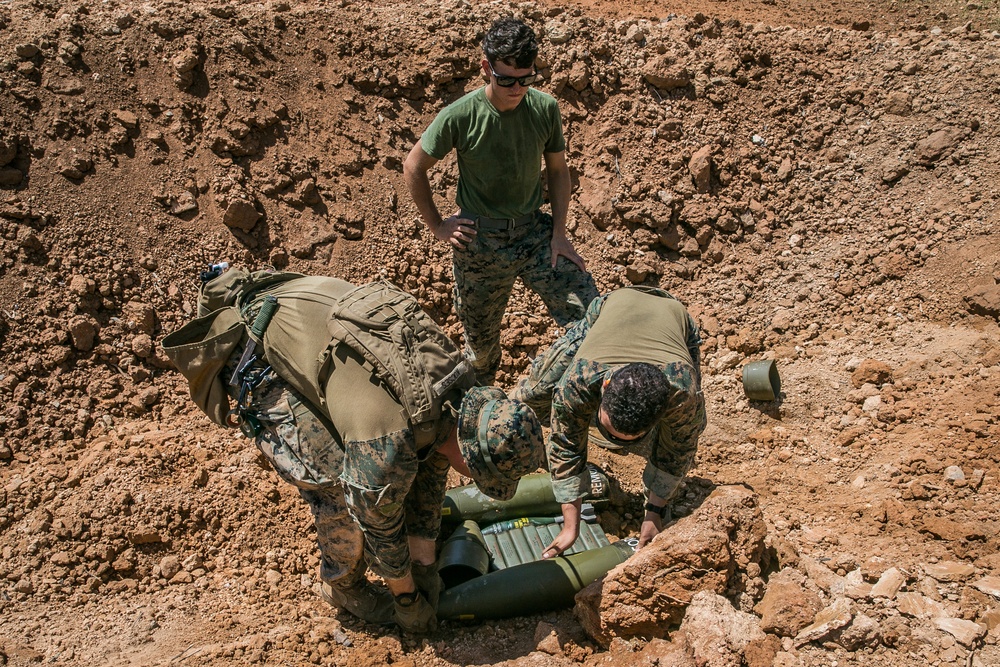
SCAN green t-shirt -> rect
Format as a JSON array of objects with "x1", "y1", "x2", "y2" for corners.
[
  {"x1": 420, "y1": 87, "x2": 566, "y2": 219},
  {"x1": 574, "y1": 289, "x2": 695, "y2": 367}
]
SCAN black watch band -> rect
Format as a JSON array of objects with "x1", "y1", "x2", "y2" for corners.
[
  {"x1": 644, "y1": 501, "x2": 669, "y2": 519},
  {"x1": 394, "y1": 590, "x2": 419, "y2": 607}
]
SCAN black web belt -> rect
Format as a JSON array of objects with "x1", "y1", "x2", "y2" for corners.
[{"x1": 460, "y1": 210, "x2": 536, "y2": 230}]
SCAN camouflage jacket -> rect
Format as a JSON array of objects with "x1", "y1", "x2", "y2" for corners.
[{"x1": 513, "y1": 287, "x2": 706, "y2": 504}]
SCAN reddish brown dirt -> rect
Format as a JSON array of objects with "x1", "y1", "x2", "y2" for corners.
[{"x1": 1, "y1": 1, "x2": 999, "y2": 666}]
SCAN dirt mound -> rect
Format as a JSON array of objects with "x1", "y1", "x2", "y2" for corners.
[{"x1": 1, "y1": 1, "x2": 999, "y2": 665}]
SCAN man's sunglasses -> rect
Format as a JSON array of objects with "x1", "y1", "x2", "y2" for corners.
[
  {"x1": 488, "y1": 62, "x2": 543, "y2": 88},
  {"x1": 596, "y1": 418, "x2": 647, "y2": 448}
]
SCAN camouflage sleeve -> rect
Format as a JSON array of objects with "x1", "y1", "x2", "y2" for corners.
[
  {"x1": 548, "y1": 359, "x2": 607, "y2": 504},
  {"x1": 684, "y1": 311, "x2": 703, "y2": 389},
  {"x1": 340, "y1": 429, "x2": 419, "y2": 580},
  {"x1": 402, "y1": 449, "x2": 450, "y2": 542},
  {"x1": 510, "y1": 293, "x2": 607, "y2": 423},
  {"x1": 645, "y1": 363, "x2": 707, "y2": 501}
]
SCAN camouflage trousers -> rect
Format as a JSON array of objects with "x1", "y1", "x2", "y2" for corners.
[
  {"x1": 249, "y1": 372, "x2": 367, "y2": 586},
  {"x1": 453, "y1": 211, "x2": 598, "y2": 385},
  {"x1": 243, "y1": 356, "x2": 453, "y2": 583}
]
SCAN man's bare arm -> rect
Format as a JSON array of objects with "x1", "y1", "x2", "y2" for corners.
[
  {"x1": 403, "y1": 140, "x2": 476, "y2": 250},
  {"x1": 543, "y1": 150, "x2": 585, "y2": 270}
]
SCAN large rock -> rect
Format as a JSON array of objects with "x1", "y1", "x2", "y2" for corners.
[
  {"x1": 575, "y1": 485, "x2": 766, "y2": 646},
  {"x1": 963, "y1": 282, "x2": 1000, "y2": 318},
  {"x1": 914, "y1": 127, "x2": 962, "y2": 165},
  {"x1": 755, "y1": 567, "x2": 822, "y2": 636},
  {"x1": 680, "y1": 591, "x2": 769, "y2": 667},
  {"x1": 641, "y1": 55, "x2": 692, "y2": 90}
]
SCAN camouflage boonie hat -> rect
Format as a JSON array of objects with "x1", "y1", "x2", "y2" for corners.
[{"x1": 457, "y1": 386, "x2": 545, "y2": 501}]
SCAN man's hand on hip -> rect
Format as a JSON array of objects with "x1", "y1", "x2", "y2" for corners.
[
  {"x1": 551, "y1": 234, "x2": 586, "y2": 271},
  {"x1": 433, "y1": 215, "x2": 476, "y2": 250}
]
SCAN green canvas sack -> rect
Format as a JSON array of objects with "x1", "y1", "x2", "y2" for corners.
[
  {"x1": 197, "y1": 267, "x2": 306, "y2": 316},
  {"x1": 163, "y1": 268, "x2": 305, "y2": 427},
  {"x1": 327, "y1": 280, "x2": 475, "y2": 444},
  {"x1": 160, "y1": 306, "x2": 245, "y2": 426}
]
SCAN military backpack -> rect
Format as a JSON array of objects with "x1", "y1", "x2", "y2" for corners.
[{"x1": 326, "y1": 280, "x2": 475, "y2": 444}]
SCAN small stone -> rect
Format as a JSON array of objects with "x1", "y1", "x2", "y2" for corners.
[
  {"x1": 915, "y1": 128, "x2": 962, "y2": 165},
  {"x1": 160, "y1": 555, "x2": 182, "y2": 579},
  {"x1": 688, "y1": 145, "x2": 713, "y2": 193},
  {"x1": 943, "y1": 466, "x2": 965, "y2": 483},
  {"x1": 771, "y1": 309, "x2": 795, "y2": 332},
  {"x1": 777, "y1": 157, "x2": 793, "y2": 182},
  {"x1": 756, "y1": 568, "x2": 822, "y2": 637},
  {"x1": 0, "y1": 167, "x2": 23, "y2": 186},
  {"x1": 68, "y1": 316, "x2": 98, "y2": 352},
  {"x1": 934, "y1": 617, "x2": 986, "y2": 646},
  {"x1": 170, "y1": 570, "x2": 194, "y2": 584},
  {"x1": 131, "y1": 334, "x2": 154, "y2": 358},
  {"x1": 169, "y1": 191, "x2": 198, "y2": 216},
  {"x1": 832, "y1": 612, "x2": 880, "y2": 650},
  {"x1": 15, "y1": 43, "x2": 40, "y2": 59},
  {"x1": 534, "y1": 621, "x2": 563, "y2": 656},
  {"x1": 972, "y1": 576, "x2": 1000, "y2": 598},
  {"x1": 51, "y1": 551, "x2": 73, "y2": 567},
  {"x1": 896, "y1": 592, "x2": 946, "y2": 619},
  {"x1": 871, "y1": 568, "x2": 906, "y2": 599},
  {"x1": 924, "y1": 561, "x2": 975, "y2": 583},
  {"x1": 843, "y1": 570, "x2": 872, "y2": 600},
  {"x1": 793, "y1": 597, "x2": 853, "y2": 647},
  {"x1": 222, "y1": 199, "x2": 260, "y2": 231},
  {"x1": 128, "y1": 529, "x2": 162, "y2": 545},
  {"x1": 851, "y1": 359, "x2": 893, "y2": 388}
]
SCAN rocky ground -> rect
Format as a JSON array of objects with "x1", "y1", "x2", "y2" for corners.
[{"x1": 1, "y1": 0, "x2": 999, "y2": 665}]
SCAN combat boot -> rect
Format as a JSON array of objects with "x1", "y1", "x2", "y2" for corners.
[{"x1": 320, "y1": 578, "x2": 395, "y2": 625}]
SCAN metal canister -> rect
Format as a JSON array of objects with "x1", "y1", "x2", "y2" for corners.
[
  {"x1": 438, "y1": 520, "x2": 491, "y2": 589},
  {"x1": 442, "y1": 464, "x2": 610, "y2": 525},
  {"x1": 437, "y1": 539, "x2": 637, "y2": 621},
  {"x1": 742, "y1": 359, "x2": 781, "y2": 401}
]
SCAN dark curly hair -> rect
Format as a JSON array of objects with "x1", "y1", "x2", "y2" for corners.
[
  {"x1": 601, "y1": 363, "x2": 672, "y2": 435},
  {"x1": 482, "y1": 16, "x2": 538, "y2": 69}
]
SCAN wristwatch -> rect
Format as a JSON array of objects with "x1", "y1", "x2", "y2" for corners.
[
  {"x1": 644, "y1": 501, "x2": 669, "y2": 519},
  {"x1": 394, "y1": 590, "x2": 419, "y2": 607}
]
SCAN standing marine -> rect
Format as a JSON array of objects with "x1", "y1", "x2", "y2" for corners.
[{"x1": 403, "y1": 16, "x2": 598, "y2": 385}]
